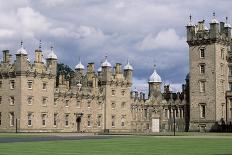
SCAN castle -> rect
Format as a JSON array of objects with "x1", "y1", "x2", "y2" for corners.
[{"x1": 0, "y1": 14, "x2": 231, "y2": 133}]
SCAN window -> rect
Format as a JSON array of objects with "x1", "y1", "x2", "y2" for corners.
[
  {"x1": 0, "y1": 96, "x2": 2, "y2": 104},
  {"x1": 222, "y1": 103, "x2": 225, "y2": 118},
  {"x1": 28, "y1": 80, "x2": 33, "y2": 89},
  {"x1": 54, "y1": 113, "x2": 58, "y2": 126},
  {"x1": 76, "y1": 100, "x2": 81, "y2": 108},
  {"x1": 221, "y1": 49, "x2": 225, "y2": 59},
  {"x1": 10, "y1": 80, "x2": 15, "y2": 89},
  {"x1": 42, "y1": 97, "x2": 47, "y2": 106},
  {"x1": 112, "y1": 115, "x2": 115, "y2": 127},
  {"x1": 229, "y1": 82, "x2": 232, "y2": 91},
  {"x1": 200, "y1": 49, "x2": 205, "y2": 58},
  {"x1": 65, "y1": 114, "x2": 69, "y2": 126},
  {"x1": 87, "y1": 101, "x2": 91, "y2": 108},
  {"x1": 42, "y1": 82, "x2": 47, "y2": 90},
  {"x1": 54, "y1": 98, "x2": 58, "y2": 106},
  {"x1": 97, "y1": 102, "x2": 102, "y2": 109},
  {"x1": 121, "y1": 115, "x2": 126, "y2": 127},
  {"x1": 0, "y1": 112, "x2": 2, "y2": 125},
  {"x1": 65, "y1": 100, "x2": 69, "y2": 107},
  {"x1": 229, "y1": 67, "x2": 232, "y2": 76},
  {"x1": 112, "y1": 90, "x2": 115, "y2": 96},
  {"x1": 97, "y1": 115, "x2": 102, "y2": 127},
  {"x1": 221, "y1": 80, "x2": 224, "y2": 91},
  {"x1": 28, "y1": 113, "x2": 32, "y2": 126},
  {"x1": 200, "y1": 64, "x2": 205, "y2": 74},
  {"x1": 9, "y1": 112, "x2": 14, "y2": 126},
  {"x1": 111, "y1": 102, "x2": 116, "y2": 109},
  {"x1": 42, "y1": 114, "x2": 46, "y2": 126},
  {"x1": 199, "y1": 81, "x2": 206, "y2": 93},
  {"x1": 121, "y1": 102, "x2": 126, "y2": 109},
  {"x1": 200, "y1": 104, "x2": 206, "y2": 118},
  {"x1": 28, "y1": 96, "x2": 33, "y2": 105},
  {"x1": 0, "y1": 81, "x2": 2, "y2": 88},
  {"x1": 220, "y1": 64, "x2": 224, "y2": 75},
  {"x1": 10, "y1": 96, "x2": 15, "y2": 105},
  {"x1": 165, "y1": 109, "x2": 168, "y2": 118},
  {"x1": 121, "y1": 90, "x2": 125, "y2": 96},
  {"x1": 87, "y1": 115, "x2": 91, "y2": 127}
]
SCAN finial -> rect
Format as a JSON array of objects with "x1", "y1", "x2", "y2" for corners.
[
  {"x1": 213, "y1": 12, "x2": 216, "y2": 18},
  {"x1": 51, "y1": 46, "x2": 53, "y2": 51},
  {"x1": 226, "y1": 17, "x2": 228, "y2": 23},
  {"x1": 189, "y1": 14, "x2": 192, "y2": 22},
  {"x1": 154, "y1": 64, "x2": 156, "y2": 70},
  {"x1": 20, "y1": 41, "x2": 23, "y2": 47},
  {"x1": 39, "y1": 40, "x2": 42, "y2": 49}
]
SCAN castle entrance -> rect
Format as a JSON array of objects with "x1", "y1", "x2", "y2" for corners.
[{"x1": 76, "y1": 113, "x2": 83, "y2": 132}]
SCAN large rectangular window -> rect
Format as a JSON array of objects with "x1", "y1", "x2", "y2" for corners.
[
  {"x1": 199, "y1": 81, "x2": 206, "y2": 93},
  {"x1": 200, "y1": 104, "x2": 206, "y2": 118},
  {"x1": 9, "y1": 112, "x2": 14, "y2": 126},
  {"x1": 54, "y1": 113, "x2": 58, "y2": 126},
  {"x1": 41, "y1": 114, "x2": 46, "y2": 126},
  {"x1": 87, "y1": 115, "x2": 91, "y2": 127},
  {"x1": 112, "y1": 115, "x2": 115, "y2": 127},
  {"x1": 97, "y1": 115, "x2": 101, "y2": 127},
  {"x1": 28, "y1": 113, "x2": 32, "y2": 126},
  {"x1": 65, "y1": 114, "x2": 69, "y2": 127},
  {"x1": 121, "y1": 115, "x2": 126, "y2": 127},
  {"x1": 0, "y1": 112, "x2": 1, "y2": 125}
]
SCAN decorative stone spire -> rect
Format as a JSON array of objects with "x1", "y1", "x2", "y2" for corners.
[
  {"x1": 124, "y1": 59, "x2": 133, "y2": 70},
  {"x1": 101, "y1": 56, "x2": 111, "y2": 67},
  {"x1": 75, "y1": 57, "x2": 85, "y2": 70},
  {"x1": 47, "y1": 46, "x2": 57, "y2": 59},
  {"x1": 187, "y1": 14, "x2": 193, "y2": 26},
  {"x1": 149, "y1": 64, "x2": 162, "y2": 83},
  {"x1": 211, "y1": 12, "x2": 219, "y2": 23},
  {"x1": 16, "y1": 41, "x2": 28, "y2": 55}
]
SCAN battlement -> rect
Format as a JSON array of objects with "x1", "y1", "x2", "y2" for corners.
[{"x1": 186, "y1": 15, "x2": 231, "y2": 46}]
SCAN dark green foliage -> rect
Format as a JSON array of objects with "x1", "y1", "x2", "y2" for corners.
[{"x1": 56, "y1": 63, "x2": 74, "y2": 87}]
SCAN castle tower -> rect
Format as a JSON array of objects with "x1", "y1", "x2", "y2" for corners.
[
  {"x1": 123, "y1": 60, "x2": 133, "y2": 84},
  {"x1": 101, "y1": 56, "x2": 112, "y2": 83},
  {"x1": 187, "y1": 14, "x2": 231, "y2": 131},
  {"x1": 15, "y1": 42, "x2": 29, "y2": 73},
  {"x1": 35, "y1": 41, "x2": 43, "y2": 63},
  {"x1": 46, "y1": 46, "x2": 57, "y2": 75},
  {"x1": 148, "y1": 65, "x2": 162, "y2": 99}
]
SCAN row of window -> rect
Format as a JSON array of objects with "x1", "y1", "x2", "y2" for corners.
[
  {"x1": 164, "y1": 108, "x2": 185, "y2": 118},
  {"x1": 111, "y1": 89, "x2": 126, "y2": 96},
  {"x1": 111, "y1": 102, "x2": 126, "y2": 109},
  {"x1": 199, "y1": 48, "x2": 225, "y2": 60},
  {"x1": 0, "y1": 80, "x2": 47, "y2": 90},
  {"x1": 199, "y1": 63, "x2": 224, "y2": 75},
  {"x1": 0, "y1": 113, "x2": 126, "y2": 128},
  {"x1": 0, "y1": 96, "x2": 48, "y2": 106}
]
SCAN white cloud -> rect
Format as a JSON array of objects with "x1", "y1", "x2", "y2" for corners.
[
  {"x1": 138, "y1": 29, "x2": 186, "y2": 50},
  {"x1": 0, "y1": 29, "x2": 15, "y2": 38}
]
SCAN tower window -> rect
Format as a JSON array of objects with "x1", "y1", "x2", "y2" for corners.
[
  {"x1": 221, "y1": 49, "x2": 225, "y2": 59},
  {"x1": 97, "y1": 115, "x2": 102, "y2": 127},
  {"x1": 112, "y1": 90, "x2": 115, "y2": 96},
  {"x1": 10, "y1": 96, "x2": 15, "y2": 105},
  {"x1": 42, "y1": 97, "x2": 47, "y2": 106},
  {"x1": 199, "y1": 64, "x2": 205, "y2": 74},
  {"x1": 28, "y1": 96, "x2": 33, "y2": 105},
  {"x1": 121, "y1": 115, "x2": 126, "y2": 127},
  {"x1": 28, "y1": 80, "x2": 33, "y2": 89},
  {"x1": 76, "y1": 100, "x2": 81, "y2": 108},
  {"x1": 229, "y1": 66, "x2": 232, "y2": 76},
  {"x1": 199, "y1": 81, "x2": 206, "y2": 93},
  {"x1": 10, "y1": 80, "x2": 15, "y2": 89},
  {"x1": 111, "y1": 102, "x2": 116, "y2": 109},
  {"x1": 65, "y1": 100, "x2": 69, "y2": 107},
  {"x1": 42, "y1": 82, "x2": 47, "y2": 90},
  {"x1": 87, "y1": 101, "x2": 91, "y2": 108},
  {"x1": 200, "y1": 104, "x2": 206, "y2": 118},
  {"x1": 220, "y1": 64, "x2": 224, "y2": 75},
  {"x1": 200, "y1": 49, "x2": 205, "y2": 58}
]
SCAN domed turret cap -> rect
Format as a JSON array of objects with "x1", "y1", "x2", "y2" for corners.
[
  {"x1": 149, "y1": 65, "x2": 162, "y2": 83},
  {"x1": 101, "y1": 56, "x2": 111, "y2": 67},
  {"x1": 17, "y1": 41, "x2": 28, "y2": 55},
  {"x1": 47, "y1": 46, "x2": 57, "y2": 59},
  {"x1": 75, "y1": 58, "x2": 84, "y2": 70},
  {"x1": 124, "y1": 60, "x2": 133, "y2": 70}
]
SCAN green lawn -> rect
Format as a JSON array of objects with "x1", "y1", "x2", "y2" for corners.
[{"x1": 0, "y1": 136, "x2": 232, "y2": 155}]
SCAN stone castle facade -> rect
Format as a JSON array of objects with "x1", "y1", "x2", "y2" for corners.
[
  {"x1": 1, "y1": 14, "x2": 232, "y2": 133},
  {"x1": 0, "y1": 42, "x2": 189, "y2": 133}
]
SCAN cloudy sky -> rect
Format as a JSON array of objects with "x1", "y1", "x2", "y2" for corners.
[{"x1": 0, "y1": 0, "x2": 231, "y2": 92}]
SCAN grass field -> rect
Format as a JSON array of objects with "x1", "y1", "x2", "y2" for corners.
[{"x1": 0, "y1": 136, "x2": 232, "y2": 155}]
